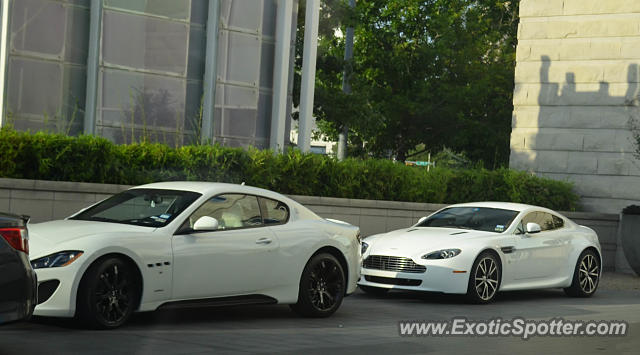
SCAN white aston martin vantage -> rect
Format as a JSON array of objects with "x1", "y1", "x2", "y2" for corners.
[
  {"x1": 28, "y1": 182, "x2": 360, "y2": 328},
  {"x1": 358, "y1": 202, "x2": 601, "y2": 303}
]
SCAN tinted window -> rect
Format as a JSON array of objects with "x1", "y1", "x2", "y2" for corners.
[
  {"x1": 71, "y1": 189, "x2": 201, "y2": 227},
  {"x1": 259, "y1": 197, "x2": 289, "y2": 225},
  {"x1": 417, "y1": 207, "x2": 519, "y2": 233},
  {"x1": 553, "y1": 215, "x2": 565, "y2": 229},
  {"x1": 521, "y1": 212, "x2": 563, "y2": 232},
  {"x1": 188, "y1": 194, "x2": 262, "y2": 230}
]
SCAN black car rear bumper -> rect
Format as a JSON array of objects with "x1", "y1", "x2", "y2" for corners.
[{"x1": 0, "y1": 246, "x2": 37, "y2": 325}]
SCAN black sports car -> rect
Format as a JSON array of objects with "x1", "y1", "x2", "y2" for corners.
[{"x1": 0, "y1": 212, "x2": 37, "y2": 324}]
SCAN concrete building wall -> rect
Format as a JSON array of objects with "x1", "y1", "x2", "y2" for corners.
[
  {"x1": 510, "y1": 0, "x2": 640, "y2": 213},
  {"x1": 0, "y1": 177, "x2": 622, "y2": 271}
]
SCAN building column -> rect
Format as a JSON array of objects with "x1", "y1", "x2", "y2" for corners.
[
  {"x1": 83, "y1": 0, "x2": 103, "y2": 135},
  {"x1": 201, "y1": 0, "x2": 220, "y2": 144},
  {"x1": 0, "y1": 0, "x2": 11, "y2": 127},
  {"x1": 270, "y1": 0, "x2": 294, "y2": 152},
  {"x1": 297, "y1": 0, "x2": 320, "y2": 153}
]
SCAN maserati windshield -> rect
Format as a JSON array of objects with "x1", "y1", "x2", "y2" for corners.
[
  {"x1": 417, "y1": 207, "x2": 519, "y2": 233},
  {"x1": 71, "y1": 189, "x2": 201, "y2": 227}
]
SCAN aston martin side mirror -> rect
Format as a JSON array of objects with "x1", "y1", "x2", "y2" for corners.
[
  {"x1": 526, "y1": 222, "x2": 541, "y2": 234},
  {"x1": 193, "y1": 216, "x2": 219, "y2": 231}
]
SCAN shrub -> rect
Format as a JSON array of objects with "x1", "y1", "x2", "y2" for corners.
[{"x1": 0, "y1": 129, "x2": 579, "y2": 210}]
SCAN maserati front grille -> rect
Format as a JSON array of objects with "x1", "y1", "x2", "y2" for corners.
[{"x1": 363, "y1": 255, "x2": 426, "y2": 273}]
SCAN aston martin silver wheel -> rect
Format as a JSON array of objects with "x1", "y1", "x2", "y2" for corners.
[
  {"x1": 579, "y1": 254, "x2": 599, "y2": 294},
  {"x1": 565, "y1": 249, "x2": 600, "y2": 297},
  {"x1": 467, "y1": 252, "x2": 501, "y2": 303}
]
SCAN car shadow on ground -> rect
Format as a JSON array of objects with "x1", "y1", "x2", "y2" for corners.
[{"x1": 26, "y1": 287, "x2": 639, "y2": 330}]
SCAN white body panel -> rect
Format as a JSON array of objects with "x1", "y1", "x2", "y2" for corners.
[
  {"x1": 359, "y1": 202, "x2": 602, "y2": 295},
  {"x1": 28, "y1": 182, "x2": 360, "y2": 317}
]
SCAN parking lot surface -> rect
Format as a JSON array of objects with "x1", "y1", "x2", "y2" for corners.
[{"x1": 2, "y1": 273, "x2": 639, "y2": 355}]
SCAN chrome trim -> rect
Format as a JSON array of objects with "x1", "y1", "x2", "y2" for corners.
[{"x1": 363, "y1": 255, "x2": 426, "y2": 273}]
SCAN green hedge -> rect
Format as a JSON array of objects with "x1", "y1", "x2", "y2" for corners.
[{"x1": 0, "y1": 129, "x2": 579, "y2": 210}]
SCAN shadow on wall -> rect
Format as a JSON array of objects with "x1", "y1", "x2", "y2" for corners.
[{"x1": 510, "y1": 55, "x2": 640, "y2": 212}]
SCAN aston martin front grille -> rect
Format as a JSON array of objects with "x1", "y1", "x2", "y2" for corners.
[{"x1": 363, "y1": 255, "x2": 426, "y2": 273}]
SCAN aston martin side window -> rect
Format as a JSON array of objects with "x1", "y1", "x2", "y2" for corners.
[
  {"x1": 259, "y1": 197, "x2": 289, "y2": 225},
  {"x1": 189, "y1": 194, "x2": 263, "y2": 230},
  {"x1": 521, "y1": 212, "x2": 559, "y2": 232},
  {"x1": 552, "y1": 215, "x2": 565, "y2": 229}
]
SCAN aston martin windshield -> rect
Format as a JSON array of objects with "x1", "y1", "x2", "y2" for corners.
[
  {"x1": 417, "y1": 207, "x2": 519, "y2": 233},
  {"x1": 71, "y1": 189, "x2": 201, "y2": 227}
]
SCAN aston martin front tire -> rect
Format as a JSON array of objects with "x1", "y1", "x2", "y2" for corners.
[
  {"x1": 564, "y1": 249, "x2": 600, "y2": 298},
  {"x1": 466, "y1": 251, "x2": 501, "y2": 304},
  {"x1": 359, "y1": 285, "x2": 390, "y2": 296},
  {"x1": 77, "y1": 257, "x2": 140, "y2": 329},
  {"x1": 290, "y1": 253, "x2": 345, "y2": 318}
]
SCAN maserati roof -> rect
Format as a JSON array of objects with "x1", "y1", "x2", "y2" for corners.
[{"x1": 447, "y1": 201, "x2": 539, "y2": 213}]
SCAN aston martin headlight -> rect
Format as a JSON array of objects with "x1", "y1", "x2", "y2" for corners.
[
  {"x1": 31, "y1": 251, "x2": 84, "y2": 269},
  {"x1": 361, "y1": 242, "x2": 369, "y2": 254},
  {"x1": 422, "y1": 249, "x2": 461, "y2": 260}
]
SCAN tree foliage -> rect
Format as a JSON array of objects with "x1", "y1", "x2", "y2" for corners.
[{"x1": 295, "y1": 0, "x2": 519, "y2": 167}]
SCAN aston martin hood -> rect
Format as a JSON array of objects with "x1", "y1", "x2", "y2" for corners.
[
  {"x1": 366, "y1": 227, "x2": 494, "y2": 256},
  {"x1": 28, "y1": 219, "x2": 153, "y2": 259}
]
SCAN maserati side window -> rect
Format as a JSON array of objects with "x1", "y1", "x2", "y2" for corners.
[
  {"x1": 259, "y1": 197, "x2": 289, "y2": 225},
  {"x1": 189, "y1": 194, "x2": 263, "y2": 230}
]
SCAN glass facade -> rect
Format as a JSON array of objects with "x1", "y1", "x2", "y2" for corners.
[{"x1": 1, "y1": 0, "x2": 296, "y2": 149}]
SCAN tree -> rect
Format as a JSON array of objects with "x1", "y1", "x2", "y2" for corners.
[{"x1": 294, "y1": 0, "x2": 519, "y2": 167}]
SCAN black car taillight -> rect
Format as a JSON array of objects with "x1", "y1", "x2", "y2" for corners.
[{"x1": 0, "y1": 227, "x2": 29, "y2": 254}]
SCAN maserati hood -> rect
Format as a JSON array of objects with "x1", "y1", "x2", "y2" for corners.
[
  {"x1": 366, "y1": 227, "x2": 494, "y2": 256},
  {"x1": 28, "y1": 219, "x2": 153, "y2": 258}
]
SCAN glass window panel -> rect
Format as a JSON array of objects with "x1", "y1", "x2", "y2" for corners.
[
  {"x1": 60, "y1": 65, "x2": 86, "y2": 135},
  {"x1": 522, "y1": 212, "x2": 557, "y2": 232},
  {"x1": 258, "y1": 197, "x2": 289, "y2": 225},
  {"x1": 11, "y1": 0, "x2": 66, "y2": 56},
  {"x1": 189, "y1": 194, "x2": 262, "y2": 230},
  {"x1": 103, "y1": 10, "x2": 188, "y2": 74},
  {"x1": 256, "y1": 92, "x2": 272, "y2": 139},
  {"x1": 184, "y1": 80, "x2": 203, "y2": 132},
  {"x1": 262, "y1": 0, "x2": 277, "y2": 36},
  {"x1": 226, "y1": 32, "x2": 260, "y2": 84},
  {"x1": 68, "y1": 0, "x2": 90, "y2": 6},
  {"x1": 187, "y1": 26, "x2": 206, "y2": 80},
  {"x1": 105, "y1": 0, "x2": 189, "y2": 20},
  {"x1": 259, "y1": 42, "x2": 274, "y2": 88},
  {"x1": 64, "y1": 6, "x2": 90, "y2": 64},
  {"x1": 223, "y1": 108, "x2": 257, "y2": 137},
  {"x1": 7, "y1": 58, "x2": 61, "y2": 117},
  {"x1": 223, "y1": 84, "x2": 258, "y2": 108},
  {"x1": 216, "y1": 30, "x2": 229, "y2": 79},
  {"x1": 98, "y1": 125, "x2": 182, "y2": 146},
  {"x1": 100, "y1": 69, "x2": 185, "y2": 129},
  {"x1": 228, "y1": 0, "x2": 260, "y2": 31},
  {"x1": 190, "y1": 0, "x2": 207, "y2": 25}
]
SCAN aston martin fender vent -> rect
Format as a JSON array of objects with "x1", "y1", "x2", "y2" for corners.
[{"x1": 363, "y1": 255, "x2": 426, "y2": 273}]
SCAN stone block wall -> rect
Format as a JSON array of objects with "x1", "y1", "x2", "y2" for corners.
[{"x1": 510, "y1": 0, "x2": 640, "y2": 213}]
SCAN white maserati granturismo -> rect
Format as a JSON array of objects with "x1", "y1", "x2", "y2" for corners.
[
  {"x1": 28, "y1": 182, "x2": 360, "y2": 328},
  {"x1": 358, "y1": 202, "x2": 601, "y2": 303}
]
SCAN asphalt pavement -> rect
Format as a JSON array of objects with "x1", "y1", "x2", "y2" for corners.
[{"x1": 1, "y1": 272, "x2": 639, "y2": 355}]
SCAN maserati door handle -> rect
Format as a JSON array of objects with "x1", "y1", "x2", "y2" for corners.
[{"x1": 256, "y1": 237, "x2": 273, "y2": 245}]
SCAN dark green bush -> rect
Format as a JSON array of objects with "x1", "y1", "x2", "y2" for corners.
[{"x1": 0, "y1": 129, "x2": 579, "y2": 210}]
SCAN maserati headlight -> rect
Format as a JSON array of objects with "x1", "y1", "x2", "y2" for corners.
[
  {"x1": 422, "y1": 249, "x2": 461, "y2": 260},
  {"x1": 361, "y1": 242, "x2": 369, "y2": 255},
  {"x1": 31, "y1": 251, "x2": 84, "y2": 269}
]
